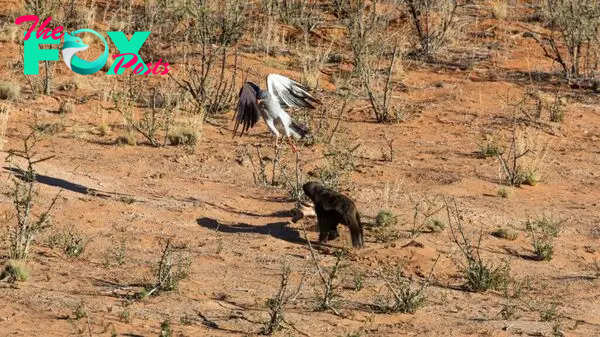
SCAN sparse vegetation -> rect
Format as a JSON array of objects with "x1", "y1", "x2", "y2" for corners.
[
  {"x1": 262, "y1": 261, "x2": 307, "y2": 335},
  {"x1": 0, "y1": 81, "x2": 20, "y2": 100},
  {"x1": 592, "y1": 259, "x2": 600, "y2": 279},
  {"x1": 409, "y1": 195, "x2": 445, "y2": 238},
  {"x1": 98, "y1": 113, "x2": 111, "y2": 136},
  {"x1": 310, "y1": 142, "x2": 360, "y2": 190},
  {"x1": 23, "y1": 0, "x2": 61, "y2": 22},
  {"x1": 140, "y1": 238, "x2": 191, "y2": 298},
  {"x1": 381, "y1": 134, "x2": 395, "y2": 161},
  {"x1": 370, "y1": 210, "x2": 400, "y2": 242},
  {"x1": 119, "y1": 310, "x2": 131, "y2": 323},
  {"x1": 115, "y1": 132, "x2": 137, "y2": 146},
  {"x1": 425, "y1": 219, "x2": 446, "y2": 233},
  {"x1": 401, "y1": 0, "x2": 462, "y2": 56},
  {"x1": 539, "y1": 302, "x2": 561, "y2": 322},
  {"x1": 246, "y1": 144, "x2": 270, "y2": 186},
  {"x1": 492, "y1": 228, "x2": 519, "y2": 241},
  {"x1": 532, "y1": 241, "x2": 554, "y2": 261},
  {"x1": 548, "y1": 94, "x2": 566, "y2": 122},
  {"x1": 160, "y1": 319, "x2": 172, "y2": 337},
  {"x1": 504, "y1": 276, "x2": 531, "y2": 300},
  {"x1": 491, "y1": 1, "x2": 508, "y2": 20},
  {"x1": 58, "y1": 78, "x2": 79, "y2": 91},
  {"x1": 333, "y1": 0, "x2": 387, "y2": 77},
  {"x1": 0, "y1": 260, "x2": 29, "y2": 282},
  {"x1": 492, "y1": 89, "x2": 557, "y2": 188},
  {"x1": 333, "y1": 0, "x2": 405, "y2": 123},
  {"x1": 112, "y1": 83, "x2": 180, "y2": 147},
  {"x1": 526, "y1": 216, "x2": 564, "y2": 261},
  {"x1": 525, "y1": 0, "x2": 600, "y2": 80},
  {"x1": 73, "y1": 302, "x2": 87, "y2": 320},
  {"x1": 0, "y1": 22, "x2": 18, "y2": 43},
  {"x1": 179, "y1": 314, "x2": 194, "y2": 326},
  {"x1": 375, "y1": 256, "x2": 438, "y2": 313},
  {"x1": 5, "y1": 130, "x2": 61, "y2": 259},
  {"x1": 300, "y1": 221, "x2": 345, "y2": 316},
  {"x1": 118, "y1": 195, "x2": 135, "y2": 205},
  {"x1": 497, "y1": 187, "x2": 511, "y2": 198},
  {"x1": 496, "y1": 126, "x2": 548, "y2": 187},
  {"x1": 244, "y1": 142, "x2": 304, "y2": 197},
  {"x1": 0, "y1": 105, "x2": 9, "y2": 152},
  {"x1": 375, "y1": 210, "x2": 397, "y2": 227},
  {"x1": 498, "y1": 278, "x2": 530, "y2": 322},
  {"x1": 169, "y1": 0, "x2": 244, "y2": 117},
  {"x1": 103, "y1": 238, "x2": 127, "y2": 267},
  {"x1": 313, "y1": 250, "x2": 346, "y2": 315},
  {"x1": 47, "y1": 225, "x2": 89, "y2": 258},
  {"x1": 446, "y1": 198, "x2": 511, "y2": 292},
  {"x1": 499, "y1": 303, "x2": 518, "y2": 320},
  {"x1": 167, "y1": 126, "x2": 198, "y2": 147},
  {"x1": 58, "y1": 100, "x2": 74, "y2": 114},
  {"x1": 478, "y1": 135, "x2": 502, "y2": 158},
  {"x1": 351, "y1": 270, "x2": 364, "y2": 292},
  {"x1": 32, "y1": 121, "x2": 63, "y2": 135},
  {"x1": 62, "y1": 229, "x2": 87, "y2": 257}
]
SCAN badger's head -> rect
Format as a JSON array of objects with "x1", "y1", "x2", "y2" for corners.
[{"x1": 302, "y1": 181, "x2": 325, "y2": 201}]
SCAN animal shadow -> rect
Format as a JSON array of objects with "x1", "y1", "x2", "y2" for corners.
[
  {"x1": 4, "y1": 166, "x2": 135, "y2": 200},
  {"x1": 196, "y1": 217, "x2": 308, "y2": 245}
]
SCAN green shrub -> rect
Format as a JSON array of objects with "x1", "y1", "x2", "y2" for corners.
[
  {"x1": 371, "y1": 210, "x2": 400, "y2": 242},
  {"x1": 168, "y1": 127, "x2": 198, "y2": 146},
  {"x1": 375, "y1": 210, "x2": 397, "y2": 227},
  {"x1": 497, "y1": 187, "x2": 511, "y2": 198},
  {"x1": 525, "y1": 216, "x2": 564, "y2": 261}
]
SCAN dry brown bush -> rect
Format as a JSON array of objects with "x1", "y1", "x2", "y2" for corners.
[
  {"x1": 399, "y1": 0, "x2": 462, "y2": 56},
  {"x1": 526, "y1": 0, "x2": 600, "y2": 80}
]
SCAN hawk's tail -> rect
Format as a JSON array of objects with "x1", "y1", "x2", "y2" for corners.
[{"x1": 289, "y1": 119, "x2": 310, "y2": 139}]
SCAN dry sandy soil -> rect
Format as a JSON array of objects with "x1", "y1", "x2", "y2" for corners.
[{"x1": 0, "y1": 1, "x2": 599, "y2": 336}]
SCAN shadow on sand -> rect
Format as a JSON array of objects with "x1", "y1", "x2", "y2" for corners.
[
  {"x1": 196, "y1": 217, "x2": 308, "y2": 246},
  {"x1": 3, "y1": 166, "x2": 123, "y2": 199}
]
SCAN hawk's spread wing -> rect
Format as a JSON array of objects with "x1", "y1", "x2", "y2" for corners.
[
  {"x1": 267, "y1": 74, "x2": 321, "y2": 110},
  {"x1": 233, "y1": 82, "x2": 262, "y2": 137}
]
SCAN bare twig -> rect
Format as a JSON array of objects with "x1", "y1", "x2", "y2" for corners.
[
  {"x1": 299, "y1": 221, "x2": 343, "y2": 316},
  {"x1": 6, "y1": 129, "x2": 62, "y2": 259},
  {"x1": 382, "y1": 134, "x2": 395, "y2": 162},
  {"x1": 327, "y1": 103, "x2": 349, "y2": 144}
]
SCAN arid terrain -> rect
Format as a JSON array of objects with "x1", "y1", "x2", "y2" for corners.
[{"x1": 0, "y1": 0, "x2": 599, "y2": 336}]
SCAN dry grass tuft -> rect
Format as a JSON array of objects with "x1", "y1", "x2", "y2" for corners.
[
  {"x1": 59, "y1": 100, "x2": 75, "y2": 114},
  {"x1": 0, "y1": 104, "x2": 10, "y2": 152},
  {"x1": 492, "y1": 227, "x2": 519, "y2": 241},
  {"x1": 491, "y1": 1, "x2": 508, "y2": 20},
  {"x1": 0, "y1": 81, "x2": 21, "y2": 100},
  {"x1": 0, "y1": 260, "x2": 29, "y2": 283},
  {"x1": 0, "y1": 23, "x2": 18, "y2": 43},
  {"x1": 168, "y1": 126, "x2": 198, "y2": 146}
]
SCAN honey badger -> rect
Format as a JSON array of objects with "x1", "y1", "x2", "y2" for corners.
[{"x1": 295, "y1": 181, "x2": 364, "y2": 248}]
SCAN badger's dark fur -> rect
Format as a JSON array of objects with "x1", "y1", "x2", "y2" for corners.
[{"x1": 302, "y1": 181, "x2": 364, "y2": 248}]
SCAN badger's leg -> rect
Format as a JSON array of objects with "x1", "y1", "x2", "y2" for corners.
[{"x1": 327, "y1": 229, "x2": 340, "y2": 241}]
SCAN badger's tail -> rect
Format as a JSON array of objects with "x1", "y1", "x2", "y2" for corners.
[
  {"x1": 344, "y1": 209, "x2": 364, "y2": 249},
  {"x1": 289, "y1": 119, "x2": 311, "y2": 139}
]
